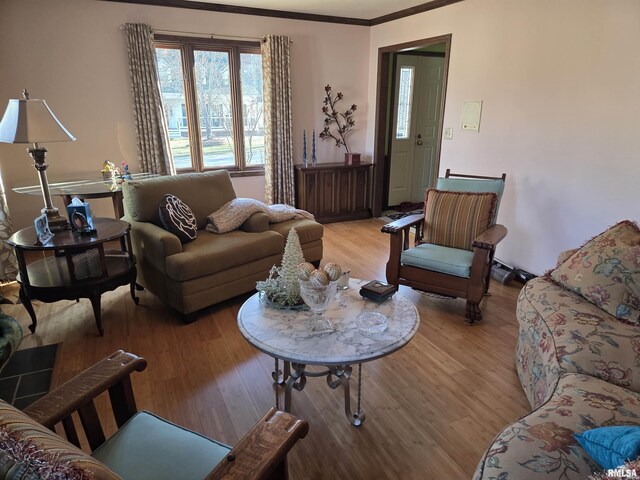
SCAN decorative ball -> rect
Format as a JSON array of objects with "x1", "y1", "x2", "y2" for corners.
[
  {"x1": 323, "y1": 263, "x2": 342, "y2": 281},
  {"x1": 309, "y1": 269, "x2": 330, "y2": 287},
  {"x1": 297, "y1": 262, "x2": 316, "y2": 281}
]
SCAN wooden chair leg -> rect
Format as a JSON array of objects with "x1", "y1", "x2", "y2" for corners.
[{"x1": 465, "y1": 300, "x2": 482, "y2": 324}]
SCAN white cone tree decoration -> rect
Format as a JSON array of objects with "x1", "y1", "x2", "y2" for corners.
[{"x1": 256, "y1": 228, "x2": 305, "y2": 307}]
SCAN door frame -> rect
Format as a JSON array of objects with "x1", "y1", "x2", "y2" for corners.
[{"x1": 371, "y1": 34, "x2": 452, "y2": 217}]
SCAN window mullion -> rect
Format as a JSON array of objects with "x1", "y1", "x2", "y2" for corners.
[
  {"x1": 183, "y1": 43, "x2": 203, "y2": 171},
  {"x1": 229, "y1": 47, "x2": 246, "y2": 170}
]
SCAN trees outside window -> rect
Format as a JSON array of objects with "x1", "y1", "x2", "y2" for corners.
[{"x1": 155, "y1": 36, "x2": 264, "y2": 175}]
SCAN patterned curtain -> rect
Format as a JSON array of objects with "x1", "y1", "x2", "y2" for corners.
[
  {"x1": 124, "y1": 23, "x2": 175, "y2": 176},
  {"x1": 262, "y1": 35, "x2": 295, "y2": 206},
  {"x1": 0, "y1": 177, "x2": 18, "y2": 282}
]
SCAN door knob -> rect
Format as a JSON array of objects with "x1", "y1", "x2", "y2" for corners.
[{"x1": 416, "y1": 134, "x2": 422, "y2": 146}]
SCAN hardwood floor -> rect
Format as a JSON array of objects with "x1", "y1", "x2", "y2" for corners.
[{"x1": 1, "y1": 218, "x2": 530, "y2": 479}]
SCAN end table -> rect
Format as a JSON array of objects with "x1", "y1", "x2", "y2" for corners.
[{"x1": 7, "y1": 218, "x2": 139, "y2": 336}]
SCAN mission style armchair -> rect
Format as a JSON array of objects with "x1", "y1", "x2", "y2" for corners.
[
  {"x1": 382, "y1": 171, "x2": 507, "y2": 324},
  {"x1": 0, "y1": 350, "x2": 308, "y2": 480}
]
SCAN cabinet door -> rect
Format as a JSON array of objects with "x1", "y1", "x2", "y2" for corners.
[
  {"x1": 354, "y1": 167, "x2": 368, "y2": 212},
  {"x1": 337, "y1": 169, "x2": 352, "y2": 214},
  {"x1": 299, "y1": 170, "x2": 319, "y2": 215},
  {"x1": 319, "y1": 170, "x2": 335, "y2": 217}
]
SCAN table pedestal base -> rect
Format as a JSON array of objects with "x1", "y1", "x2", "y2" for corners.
[{"x1": 273, "y1": 359, "x2": 365, "y2": 427}]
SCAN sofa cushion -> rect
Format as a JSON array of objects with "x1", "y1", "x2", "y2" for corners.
[
  {"x1": 516, "y1": 277, "x2": 640, "y2": 409},
  {"x1": 474, "y1": 373, "x2": 640, "y2": 480},
  {"x1": 401, "y1": 243, "x2": 475, "y2": 278},
  {"x1": 158, "y1": 194, "x2": 197, "y2": 244},
  {"x1": 575, "y1": 425, "x2": 640, "y2": 470},
  {"x1": 165, "y1": 230, "x2": 283, "y2": 282},
  {"x1": 92, "y1": 411, "x2": 230, "y2": 480},
  {"x1": 122, "y1": 171, "x2": 236, "y2": 229},
  {"x1": 550, "y1": 221, "x2": 640, "y2": 325},
  {"x1": 423, "y1": 189, "x2": 497, "y2": 251},
  {"x1": 269, "y1": 219, "x2": 324, "y2": 246}
]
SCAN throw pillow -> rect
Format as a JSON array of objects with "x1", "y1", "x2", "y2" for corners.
[
  {"x1": 575, "y1": 426, "x2": 640, "y2": 470},
  {"x1": 549, "y1": 221, "x2": 640, "y2": 324},
  {"x1": 158, "y1": 194, "x2": 197, "y2": 244},
  {"x1": 422, "y1": 189, "x2": 497, "y2": 251},
  {"x1": 0, "y1": 424, "x2": 93, "y2": 479}
]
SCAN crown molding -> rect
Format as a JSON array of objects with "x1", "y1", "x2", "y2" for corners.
[
  {"x1": 101, "y1": 0, "x2": 464, "y2": 26},
  {"x1": 370, "y1": 0, "x2": 465, "y2": 25},
  {"x1": 102, "y1": 0, "x2": 370, "y2": 26}
]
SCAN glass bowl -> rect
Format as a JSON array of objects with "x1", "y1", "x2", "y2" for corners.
[
  {"x1": 357, "y1": 311, "x2": 388, "y2": 333},
  {"x1": 298, "y1": 279, "x2": 339, "y2": 315}
]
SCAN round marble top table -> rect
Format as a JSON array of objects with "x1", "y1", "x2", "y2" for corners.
[{"x1": 237, "y1": 278, "x2": 420, "y2": 426}]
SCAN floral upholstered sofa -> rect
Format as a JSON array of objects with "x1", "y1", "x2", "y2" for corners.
[{"x1": 475, "y1": 221, "x2": 640, "y2": 479}]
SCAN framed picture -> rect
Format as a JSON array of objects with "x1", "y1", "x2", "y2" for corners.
[{"x1": 34, "y1": 213, "x2": 54, "y2": 245}]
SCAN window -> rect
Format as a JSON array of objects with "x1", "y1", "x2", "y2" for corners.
[
  {"x1": 155, "y1": 36, "x2": 264, "y2": 175},
  {"x1": 395, "y1": 66, "x2": 415, "y2": 139}
]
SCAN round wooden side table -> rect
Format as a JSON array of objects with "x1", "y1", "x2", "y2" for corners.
[{"x1": 7, "y1": 218, "x2": 139, "y2": 336}]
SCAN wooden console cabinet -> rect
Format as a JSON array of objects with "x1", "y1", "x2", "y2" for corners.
[{"x1": 295, "y1": 163, "x2": 372, "y2": 223}]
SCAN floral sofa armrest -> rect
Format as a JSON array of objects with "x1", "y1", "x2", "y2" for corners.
[{"x1": 556, "y1": 248, "x2": 579, "y2": 267}]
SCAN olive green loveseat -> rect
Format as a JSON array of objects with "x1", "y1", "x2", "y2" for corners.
[{"x1": 122, "y1": 171, "x2": 323, "y2": 317}]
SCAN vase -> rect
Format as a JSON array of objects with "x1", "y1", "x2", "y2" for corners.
[
  {"x1": 344, "y1": 152, "x2": 361, "y2": 165},
  {"x1": 298, "y1": 279, "x2": 338, "y2": 333}
]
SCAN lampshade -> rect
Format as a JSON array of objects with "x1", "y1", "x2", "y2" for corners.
[{"x1": 0, "y1": 95, "x2": 75, "y2": 144}]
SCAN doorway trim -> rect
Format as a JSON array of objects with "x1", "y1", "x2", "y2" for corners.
[{"x1": 371, "y1": 34, "x2": 452, "y2": 217}]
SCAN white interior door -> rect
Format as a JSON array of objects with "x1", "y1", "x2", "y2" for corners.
[
  {"x1": 388, "y1": 57, "x2": 420, "y2": 206},
  {"x1": 388, "y1": 55, "x2": 444, "y2": 206},
  {"x1": 411, "y1": 56, "x2": 444, "y2": 203}
]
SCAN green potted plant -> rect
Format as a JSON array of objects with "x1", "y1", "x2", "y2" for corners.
[{"x1": 319, "y1": 85, "x2": 359, "y2": 165}]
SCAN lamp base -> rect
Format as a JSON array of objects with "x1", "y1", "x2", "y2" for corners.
[{"x1": 43, "y1": 209, "x2": 70, "y2": 231}]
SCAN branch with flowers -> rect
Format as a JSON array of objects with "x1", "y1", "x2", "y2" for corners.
[{"x1": 318, "y1": 85, "x2": 357, "y2": 153}]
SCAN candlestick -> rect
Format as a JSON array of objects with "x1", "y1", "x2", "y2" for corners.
[
  {"x1": 312, "y1": 129, "x2": 317, "y2": 165},
  {"x1": 303, "y1": 130, "x2": 307, "y2": 165}
]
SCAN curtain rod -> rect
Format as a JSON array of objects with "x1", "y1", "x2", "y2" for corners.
[
  {"x1": 154, "y1": 28, "x2": 262, "y2": 41},
  {"x1": 119, "y1": 25, "x2": 292, "y2": 42}
]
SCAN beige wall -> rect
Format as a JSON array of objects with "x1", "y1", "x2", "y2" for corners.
[
  {"x1": 0, "y1": 0, "x2": 369, "y2": 229},
  {"x1": 368, "y1": 0, "x2": 640, "y2": 274}
]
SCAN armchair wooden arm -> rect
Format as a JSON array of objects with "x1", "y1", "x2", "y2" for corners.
[
  {"x1": 206, "y1": 408, "x2": 309, "y2": 480},
  {"x1": 472, "y1": 224, "x2": 508, "y2": 251},
  {"x1": 380, "y1": 213, "x2": 424, "y2": 234},
  {"x1": 24, "y1": 350, "x2": 147, "y2": 450},
  {"x1": 382, "y1": 213, "x2": 425, "y2": 265}
]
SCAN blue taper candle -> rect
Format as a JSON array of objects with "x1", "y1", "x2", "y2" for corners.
[
  {"x1": 312, "y1": 129, "x2": 316, "y2": 164},
  {"x1": 303, "y1": 130, "x2": 307, "y2": 161}
]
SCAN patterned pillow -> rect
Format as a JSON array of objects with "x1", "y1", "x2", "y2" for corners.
[
  {"x1": 0, "y1": 401, "x2": 114, "y2": 479},
  {"x1": 158, "y1": 194, "x2": 197, "y2": 244},
  {"x1": 422, "y1": 189, "x2": 497, "y2": 251},
  {"x1": 549, "y1": 221, "x2": 640, "y2": 324}
]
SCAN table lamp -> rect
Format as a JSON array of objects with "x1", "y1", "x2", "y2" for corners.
[{"x1": 0, "y1": 89, "x2": 75, "y2": 231}]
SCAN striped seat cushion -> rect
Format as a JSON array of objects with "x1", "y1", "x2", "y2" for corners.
[{"x1": 423, "y1": 189, "x2": 497, "y2": 251}]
